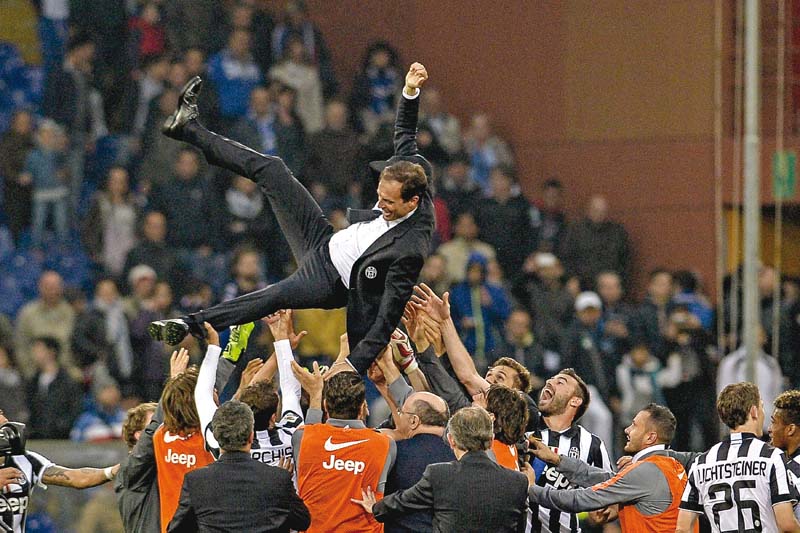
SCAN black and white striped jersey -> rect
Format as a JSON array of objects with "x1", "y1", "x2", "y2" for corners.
[
  {"x1": 0, "y1": 452, "x2": 53, "y2": 533},
  {"x1": 250, "y1": 410, "x2": 303, "y2": 466},
  {"x1": 785, "y1": 448, "x2": 800, "y2": 523},
  {"x1": 526, "y1": 423, "x2": 611, "y2": 532},
  {"x1": 680, "y1": 432, "x2": 798, "y2": 533}
]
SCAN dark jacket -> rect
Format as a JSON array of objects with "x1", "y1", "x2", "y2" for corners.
[
  {"x1": 373, "y1": 450, "x2": 529, "y2": 533},
  {"x1": 26, "y1": 367, "x2": 83, "y2": 439},
  {"x1": 346, "y1": 92, "x2": 435, "y2": 373},
  {"x1": 475, "y1": 195, "x2": 540, "y2": 281},
  {"x1": 167, "y1": 451, "x2": 310, "y2": 533},
  {"x1": 115, "y1": 406, "x2": 162, "y2": 533},
  {"x1": 559, "y1": 218, "x2": 631, "y2": 288}
]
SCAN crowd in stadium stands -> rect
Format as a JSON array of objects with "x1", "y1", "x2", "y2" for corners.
[{"x1": 2, "y1": 1, "x2": 800, "y2": 531}]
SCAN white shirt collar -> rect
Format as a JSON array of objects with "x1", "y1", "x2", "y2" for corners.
[
  {"x1": 632, "y1": 444, "x2": 666, "y2": 463},
  {"x1": 370, "y1": 202, "x2": 417, "y2": 228}
]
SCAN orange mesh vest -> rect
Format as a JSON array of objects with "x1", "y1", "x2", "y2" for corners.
[
  {"x1": 297, "y1": 423, "x2": 391, "y2": 533},
  {"x1": 492, "y1": 439, "x2": 520, "y2": 471},
  {"x1": 616, "y1": 455, "x2": 698, "y2": 533},
  {"x1": 153, "y1": 425, "x2": 215, "y2": 532}
]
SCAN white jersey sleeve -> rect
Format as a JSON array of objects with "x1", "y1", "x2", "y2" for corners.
[
  {"x1": 274, "y1": 339, "x2": 303, "y2": 421},
  {"x1": 195, "y1": 344, "x2": 222, "y2": 451}
]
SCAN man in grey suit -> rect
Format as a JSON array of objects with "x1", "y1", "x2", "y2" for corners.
[
  {"x1": 352, "y1": 406, "x2": 529, "y2": 533},
  {"x1": 168, "y1": 400, "x2": 310, "y2": 533}
]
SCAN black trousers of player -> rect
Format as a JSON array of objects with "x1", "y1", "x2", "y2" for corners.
[{"x1": 182, "y1": 121, "x2": 348, "y2": 329}]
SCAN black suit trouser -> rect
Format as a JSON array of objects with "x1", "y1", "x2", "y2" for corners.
[{"x1": 182, "y1": 121, "x2": 348, "y2": 329}]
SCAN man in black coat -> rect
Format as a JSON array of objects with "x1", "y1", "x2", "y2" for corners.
[
  {"x1": 352, "y1": 406, "x2": 529, "y2": 533},
  {"x1": 149, "y1": 62, "x2": 435, "y2": 373},
  {"x1": 168, "y1": 400, "x2": 310, "y2": 533}
]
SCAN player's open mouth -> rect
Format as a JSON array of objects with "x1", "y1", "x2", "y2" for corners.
[{"x1": 541, "y1": 388, "x2": 554, "y2": 401}]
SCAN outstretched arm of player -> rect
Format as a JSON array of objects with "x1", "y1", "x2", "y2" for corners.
[
  {"x1": 264, "y1": 311, "x2": 307, "y2": 420},
  {"x1": 195, "y1": 323, "x2": 222, "y2": 450},
  {"x1": 42, "y1": 464, "x2": 120, "y2": 489}
]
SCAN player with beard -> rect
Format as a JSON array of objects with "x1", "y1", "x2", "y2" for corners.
[{"x1": 525, "y1": 369, "x2": 611, "y2": 532}]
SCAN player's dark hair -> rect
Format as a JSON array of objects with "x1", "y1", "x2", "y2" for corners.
[
  {"x1": 560, "y1": 368, "x2": 591, "y2": 421},
  {"x1": 487, "y1": 385, "x2": 529, "y2": 445},
  {"x1": 381, "y1": 161, "x2": 428, "y2": 201},
  {"x1": 641, "y1": 403, "x2": 677, "y2": 444},
  {"x1": 239, "y1": 381, "x2": 279, "y2": 431},
  {"x1": 717, "y1": 382, "x2": 761, "y2": 430},
  {"x1": 323, "y1": 372, "x2": 365, "y2": 420},
  {"x1": 491, "y1": 357, "x2": 532, "y2": 393},
  {"x1": 774, "y1": 390, "x2": 800, "y2": 426},
  {"x1": 122, "y1": 402, "x2": 157, "y2": 449}
]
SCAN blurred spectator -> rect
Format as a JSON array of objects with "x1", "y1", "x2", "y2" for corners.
[
  {"x1": 228, "y1": 0, "x2": 275, "y2": 77},
  {"x1": 271, "y1": 0, "x2": 338, "y2": 98},
  {"x1": 438, "y1": 153, "x2": 481, "y2": 218},
  {"x1": 269, "y1": 33, "x2": 324, "y2": 134},
  {"x1": 489, "y1": 309, "x2": 550, "y2": 396},
  {"x1": 535, "y1": 178, "x2": 567, "y2": 253},
  {"x1": 207, "y1": 29, "x2": 264, "y2": 126},
  {"x1": 596, "y1": 271, "x2": 634, "y2": 361},
  {"x1": 449, "y1": 253, "x2": 511, "y2": 363},
  {"x1": 42, "y1": 34, "x2": 106, "y2": 216},
  {"x1": 615, "y1": 343, "x2": 671, "y2": 427},
  {"x1": 35, "y1": 0, "x2": 69, "y2": 77},
  {"x1": 221, "y1": 247, "x2": 267, "y2": 302},
  {"x1": 93, "y1": 279, "x2": 134, "y2": 393},
  {"x1": 437, "y1": 212, "x2": 496, "y2": 285},
  {"x1": 0, "y1": 314, "x2": 12, "y2": 350},
  {"x1": 22, "y1": 119, "x2": 70, "y2": 248},
  {"x1": 672, "y1": 270, "x2": 713, "y2": 331},
  {"x1": 66, "y1": 287, "x2": 111, "y2": 371},
  {"x1": 15, "y1": 271, "x2": 76, "y2": 379},
  {"x1": 475, "y1": 167, "x2": 540, "y2": 282},
  {"x1": 717, "y1": 326, "x2": 783, "y2": 434},
  {"x1": 149, "y1": 148, "x2": 219, "y2": 251},
  {"x1": 416, "y1": 122, "x2": 451, "y2": 170},
  {"x1": 560, "y1": 291, "x2": 616, "y2": 451},
  {"x1": 139, "y1": 88, "x2": 184, "y2": 186},
  {"x1": 123, "y1": 211, "x2": 182, "y2": 292},
  {"x1": 303, "y1": 98, "x2": 361, "y2": 199},
  {"x1": 419, "y1": 253, "x2": 452, "y2": 297},
  {"x1": 71, "y1": 376, "x2": 125, "y2": 442},
  {"x1": 559, "y1": 194, "x2": 631, "y2": 289},
  {"x1": 420, "y1": 87, "x2": 461, "y2": 156},
  {"x1": 0, "y1": 345, "x2": 28, "y2": 424},
  {"x1": 0, "y1": 109, "x2": 35, "y2": 243},
  {"x1": 785, "y1": 293, "x2": 800, "y2": 388},
  {"x1": 231, "y1": 86, "x2": 280, "y2": 156},
  {"x1": 757, "y1": 265, "x2": 792, "y2": 357},
  {"x1": 69, "y1": 0, "x2": 129, "y2": 95},
  {"x1": 130, "y1": 280, "x2": 174, "y2": 401},
  {"x1": 122, "y1": 264, "x2": 157, "y2": 319},
  {"x1": 350, "y1": 41, "x2": 402, "y2": 135},
  {"x1": 431, "y1": 193, "x2": 453, "y2": 248},
  {"x1": 223, "y1": 175, "x2": 274, "y2": 251},
  {"x1": 182, "y1": 47, "x2": 223, "y2": 132},
  {"x1": 162, "y1": 0, "x2": 227, "y2": 54},
  {"x1": 270, "y1": 83, "x2": 307, "y2": 176},
  {"x1": 127, "y1": 2, "x2": 166, "y2": 64},
  {"x1": 128, "y1": 54, "x2": 169, "y2": 142},
  {"x1": 631, "y1": 269, "x2": 673, "y2": 356},
  {"x1": 512, "y1": 252, "x2": 573, "y2": 350},
  {"x1": 82, "y1": 166, "x2": 140, "y2": 277},
  {"x1": 463, "y1": 113, "x2": 514, "y2": 193},
  {"x1": 26, "y1": 336, "x2": 83, "y2": 439}
]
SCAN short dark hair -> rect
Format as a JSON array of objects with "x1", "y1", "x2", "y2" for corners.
[
  {"x1": 640, "y1": 403, "x2": 677, "y2": 444},
  {"x1": 491, "y1": 357, "x2": 532, "y2": 393},
  {"x1": 447, "y1": 406, "x2": 493, "y2": 452},
  {"x1": 212, "y1": 400, "x2": 254, "y2": 451},
  {"x1": 412, "y1": 398, "x2": 449, "y2": 428},
  {"x1": 380, "y1": 161, "x2": 428, "y2": 201},
  {"x1": 238, "y1": 381, "x2": 279, "y2": 431},
  {"x1": 487, "y1": 385, "x2": 529, "y2": 445},
  {"x1": 32, "y1": 337, "x2": 61, "y2": 359},
  {"x1": 560, "y1": 368, "x2": 590, "y2": 421},
  {"x1": 775, "y1": 390, "x2": 800, "y2": 426},
  {"x1": 324, "y1": 372, "x2": 365, "y2": 419},
  {"x1": 717, "y1": 382, "x2": 761, "y2": 429},
  {"x1": 122, "y1": 402, "x2": 157, "y2": 449}
]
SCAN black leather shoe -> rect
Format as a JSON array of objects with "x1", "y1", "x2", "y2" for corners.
[
  {"x1": 148, "y1": 319, "x2": 190, "y2": 345},
  {"x1": 162, "y1": 76, "x2": 202, "y2": 139}
]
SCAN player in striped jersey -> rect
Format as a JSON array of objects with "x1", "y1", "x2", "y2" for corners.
[
  {"x1": 677, "y1": 382, "x2": 800, "y2": 533},
  {"x1": 0, "y1": 411, "x2": 120, "y2": 533},
  {"x1": 769, "y1": 389, "x2": 800, "y2": 523},
  {"x1": 195, "y1": 311, "x2": 306, "y2": 466},
  {"x1": 527, "y1": 369, "x2": 611, "y2": 533}
]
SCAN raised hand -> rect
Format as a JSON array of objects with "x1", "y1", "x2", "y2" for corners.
[
  {"x1": 203, "y1": 322, "x2": 220, "y2": 347},
  {"x1": 0, "y1": 467, "x2": 24, "y2": 488},
  {"x1": 263, "y1": 310, "x2": 307, "y2": 350},
  {"x1": 420, "y1": 313, "x2": 446, "y2": 356},
  {"x1": 169, "y1": 347, "x2": 190, "y2": 378},
  {"x1": 405, "y1": 62, "x2": 428, "y2": 91},
  {"x1": 278, "y1": 456, "x2": 294, "y2": 475},
  {"x1": 401, "y1": 302, "x2": 429, "y2": 352},
  {"x1": 240, "y1": 358, "x2": 264, "y2": 389},
  {"x1": 290, "y1": 360, "x2": 324, "y2": 399},
  {"x1": 527, "y1": 435, "x2": 561, "y2": 466},
  {"x1": 411, "y1": 283, "x2": 451, "y2": 322}
]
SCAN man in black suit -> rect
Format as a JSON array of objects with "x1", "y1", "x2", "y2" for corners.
[
  {"x1": 149, "y1": 62, "x2": 435, "y2": 373},
  {"x1": 352, "y1": 406, "x2": 529, "y2": 533},
  {"x1": 168, "y1": 400, "x2": 310, "y2": 533}
]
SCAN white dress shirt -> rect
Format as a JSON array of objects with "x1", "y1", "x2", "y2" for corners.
[{"x1": 329, "y1": 206, "x2": 417, "y2": 288}]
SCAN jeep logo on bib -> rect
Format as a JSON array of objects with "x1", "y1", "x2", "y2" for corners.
[{"x1": 365, "y1": 266, "x2": 377, "y2": 279}]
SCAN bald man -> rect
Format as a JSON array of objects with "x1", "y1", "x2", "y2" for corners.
[{"x1": 383, "y1": 389, "x2": 453, "y2": 533}]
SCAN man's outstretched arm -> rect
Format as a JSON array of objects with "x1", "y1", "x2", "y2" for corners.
[
  {"x1": 393, "y1": 62, "x2": 427, "y2": 157},
  {"x1": 42, "y1": 464, "x2": 120, "y2": 489}
]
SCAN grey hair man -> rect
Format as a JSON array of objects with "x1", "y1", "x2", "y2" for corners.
[
  {"x1": 168, "y1": 401, "x2": 310, "y2": 532},
  {"x1": 353, "y1": 407, "x2": 529, "y2": 532}
]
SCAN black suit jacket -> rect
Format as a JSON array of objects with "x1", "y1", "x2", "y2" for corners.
[
  {"x1": 373, "y1": 450, "x2": 529, "y2": 533},
  {"x1": 167, "y1": 451, "x2": 310, "y2": 533},
  {"x1": 347, "y1": 93, "x2": 435, "y2": 373}
]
